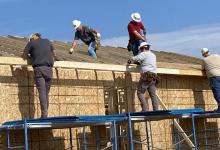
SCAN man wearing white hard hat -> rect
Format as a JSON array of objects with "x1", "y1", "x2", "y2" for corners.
[
  {"x1": 128, "y1": 42, "x2": 159, "y2": 111},
  {"x1": 70, "y1": 20, "x2": 101, "y2": 59},
  {"x1": 201, "y1": 48, "x2": 220, "y2": 111},
  {"x1": 127, "y1": 12, "x2": 147, "y2": 56}
]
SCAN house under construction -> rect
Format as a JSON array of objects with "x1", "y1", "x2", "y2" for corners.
[{"x1": 0, "y1": 36, "x2": 220, "y2": 150}]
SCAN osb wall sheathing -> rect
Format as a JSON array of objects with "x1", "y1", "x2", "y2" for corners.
[{"x1": 0, "y1": 64, "x2": 218, "y2": 149}]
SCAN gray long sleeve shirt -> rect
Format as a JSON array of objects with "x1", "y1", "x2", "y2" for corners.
[{"x1": 131, "y1": 50, "x2": 157, "y2": 73}]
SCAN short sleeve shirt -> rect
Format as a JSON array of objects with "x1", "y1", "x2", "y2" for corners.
[
  {"x1": 128, "y1": 21, "x2": 145, "y2": 41},
  {"x1": 74, "y1": 25, "x2": 96, "y2": 45}
]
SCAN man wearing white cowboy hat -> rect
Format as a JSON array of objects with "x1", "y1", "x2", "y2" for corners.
[
  {"x1": 201, "y1": 48, "x2": 220, "y2": 111},
  {"x1": 127, "y1": 12, "x2": 147, "y2": 56},
  {"x1": 70, "y1": 20, "x2": 101, "y2": 59},
  {"x1": 128, "y1": 42, "x2": 159, "y2": 111}
]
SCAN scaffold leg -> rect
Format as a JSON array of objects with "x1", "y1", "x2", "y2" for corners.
[
  {"x1": 7, "y1": 128, "x2": 11, "y2": 149},
  {"x1": 69, "y1": 128, "x2": 73, "y2": 150},
  {"x1": 83, "y1": 127, "x2": 87, "y2": 150},
  {"x1": 128, "y1": 112, "x2": 134, "y2": 150},
  {"x1": 203, "y1": 119, "x2": 208, "y2": 150},
  {"x1": 191, "y1": 114, "x2": 198, "y2": 150},
  {"x1": 113, "y1": 121, "x2": 118, "y2": 150},
  {"x1": 24, "y1": 119, "x2": 28, "y2": 150},
  {"x1": 145, "y1": 121, "x2": 150, "y2": 150},
  {"x1": 149, "y1": 121, "x2": 154, "y2": 149},
  {"x1": 95, "y1": 126, "x2": 99, "y2": 150}
]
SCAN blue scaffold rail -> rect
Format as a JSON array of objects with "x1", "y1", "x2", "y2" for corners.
[
  {"x1": 0, "y1": 108, "x2": 212, "y2": 150},
  {"x1": 1, "y1": 114, "x2": 128, "y2": 130},
  {"x1": 0, "y1": 108, "x2": 205, "y2": 130}
]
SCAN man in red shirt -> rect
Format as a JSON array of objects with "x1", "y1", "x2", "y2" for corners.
[{"x1": 127, "y1": 12, "x2": 147, "y2": 56}]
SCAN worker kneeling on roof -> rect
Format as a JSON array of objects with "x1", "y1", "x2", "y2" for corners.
[
  {"x1": 128, "y1": 42, "x2": 159, "y2": 111},
  {"x1": 69, "y1": 20, "x2": 101, "y2": 59}
]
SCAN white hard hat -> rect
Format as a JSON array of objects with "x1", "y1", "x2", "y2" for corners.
[
  {"x1": 201, "y1": 48, "x2": 209, "y2": 55},
  {"x1": 131, "y1": 12, "x2": 141, "y2": 22},
  {"x1": 72, "y1": 20, "x2": 81, "y2": 29},
  {"x1": 97, "y1": 33, "x2": 101, "y2": 38},
  {"x1": 139, "y1": 42, "x2": 150, "y2": 50}
]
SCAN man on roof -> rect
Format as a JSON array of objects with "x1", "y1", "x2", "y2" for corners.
[
  {"x1": 128, "y1": 42, "x2": 159, "y2": 111},
  {"x1": 201, "y1": 48, "x2": 220, "y2": 111},
  {"x1": 69, "y1": 20, "x2": 101, "y2": 59},
  {"x1": 127, "y1": 12, "x2": 147, "y2": 56},
  {"x1": 22, "y1": 33, "x2": 58, "y2": 118}
]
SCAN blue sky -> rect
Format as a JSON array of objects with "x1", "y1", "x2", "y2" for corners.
[{"x1": 0, "y1": 0, "x2": 220, "y2": 57}]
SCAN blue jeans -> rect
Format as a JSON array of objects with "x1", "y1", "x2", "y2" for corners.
[
  {"x1": 88, "y1": 41, "x2": 97, "y2": 59},
  {"x1": 130, "y1": 40, "x2": 144, "y2": 56},
  {"x1": 209, "y1": 76, "x2": 220, "y2": 107}
]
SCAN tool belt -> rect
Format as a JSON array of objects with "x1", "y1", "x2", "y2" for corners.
[{"x1": 141, "y1": 72, "x2": 160, "y2": 85}]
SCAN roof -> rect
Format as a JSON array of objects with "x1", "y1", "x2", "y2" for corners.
[{"x1": 0, "y1": 35, "x2": 202, "y2": 65}]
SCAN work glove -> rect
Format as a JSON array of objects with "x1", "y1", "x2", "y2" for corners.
[{"x1": 69, "y1": 48, "x2": 74, "y2": 54}]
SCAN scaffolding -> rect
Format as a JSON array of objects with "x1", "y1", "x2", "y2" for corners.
[{"x1": 1, "y1": 108, "x2": 220, "y2": 150}]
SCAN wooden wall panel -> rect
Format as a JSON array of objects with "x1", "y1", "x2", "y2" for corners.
[{"x1": 0, "y1": 63, "x2": 218, "y2": 149}]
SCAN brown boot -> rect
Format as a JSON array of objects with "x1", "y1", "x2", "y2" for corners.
[{"x1": 41, "y1": 113, "x2": 48, "y2": 118}]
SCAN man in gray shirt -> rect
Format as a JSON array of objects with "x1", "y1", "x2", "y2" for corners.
[
  {"x1": 201, "y1": 48, "x2": 220, "y2": 111},
  {"x1": 69, "y1": 20, "x2": 100, "y2": 59},
  {"x1": 128, "y1": 42, "x2": 159, "y2": 111},
  {"x1": 23, "y1": 33, "x2": 58, "y2": 118}
]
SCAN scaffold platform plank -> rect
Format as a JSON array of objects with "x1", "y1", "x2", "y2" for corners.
[{"x1": 0, "y1": 108, "x2": 204, "y2": 130}]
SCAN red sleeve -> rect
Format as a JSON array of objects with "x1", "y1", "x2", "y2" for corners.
[
  {"x1": 140, "y1": 22, "x2": 145, "y2": 30},
  {"x1": 128, "y1": 23, "x2": 135, "y2": 33}
]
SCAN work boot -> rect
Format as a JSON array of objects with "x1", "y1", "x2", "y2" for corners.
[{"x1": 41, "y1": 112, "x2": 48, "y2": 118}]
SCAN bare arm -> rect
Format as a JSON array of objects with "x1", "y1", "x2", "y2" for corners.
[
  {"x1": 71, "y1": 40, "x2": 77, "y2": 49},
  {"x1": 134, "y1": 31, "x2": 145, "y2": 41}
]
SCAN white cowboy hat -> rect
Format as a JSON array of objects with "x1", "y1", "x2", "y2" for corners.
[
  {"x1": 72, "y1": 20, "x2": 81, "y2": 29},
  {"x1": 131, "y1": 12, "x2": 141, "y2": 22},
  {"x1": 201, "y1": 48, "x2": 209, "y2": 55}
]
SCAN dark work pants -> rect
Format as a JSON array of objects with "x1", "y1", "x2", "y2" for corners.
[
  {"x1": 130, "y1": 40, "x2": 144, "y2": 56},
  {"x1": 209, "y1": 76, "x2": 220, "y2": 109},
  {"x1": 34, "y1": 66, "x2": 52, "y2": 118},
  {"x1": 137, "y1": 79, "x2": 158, "y2": 111}
]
